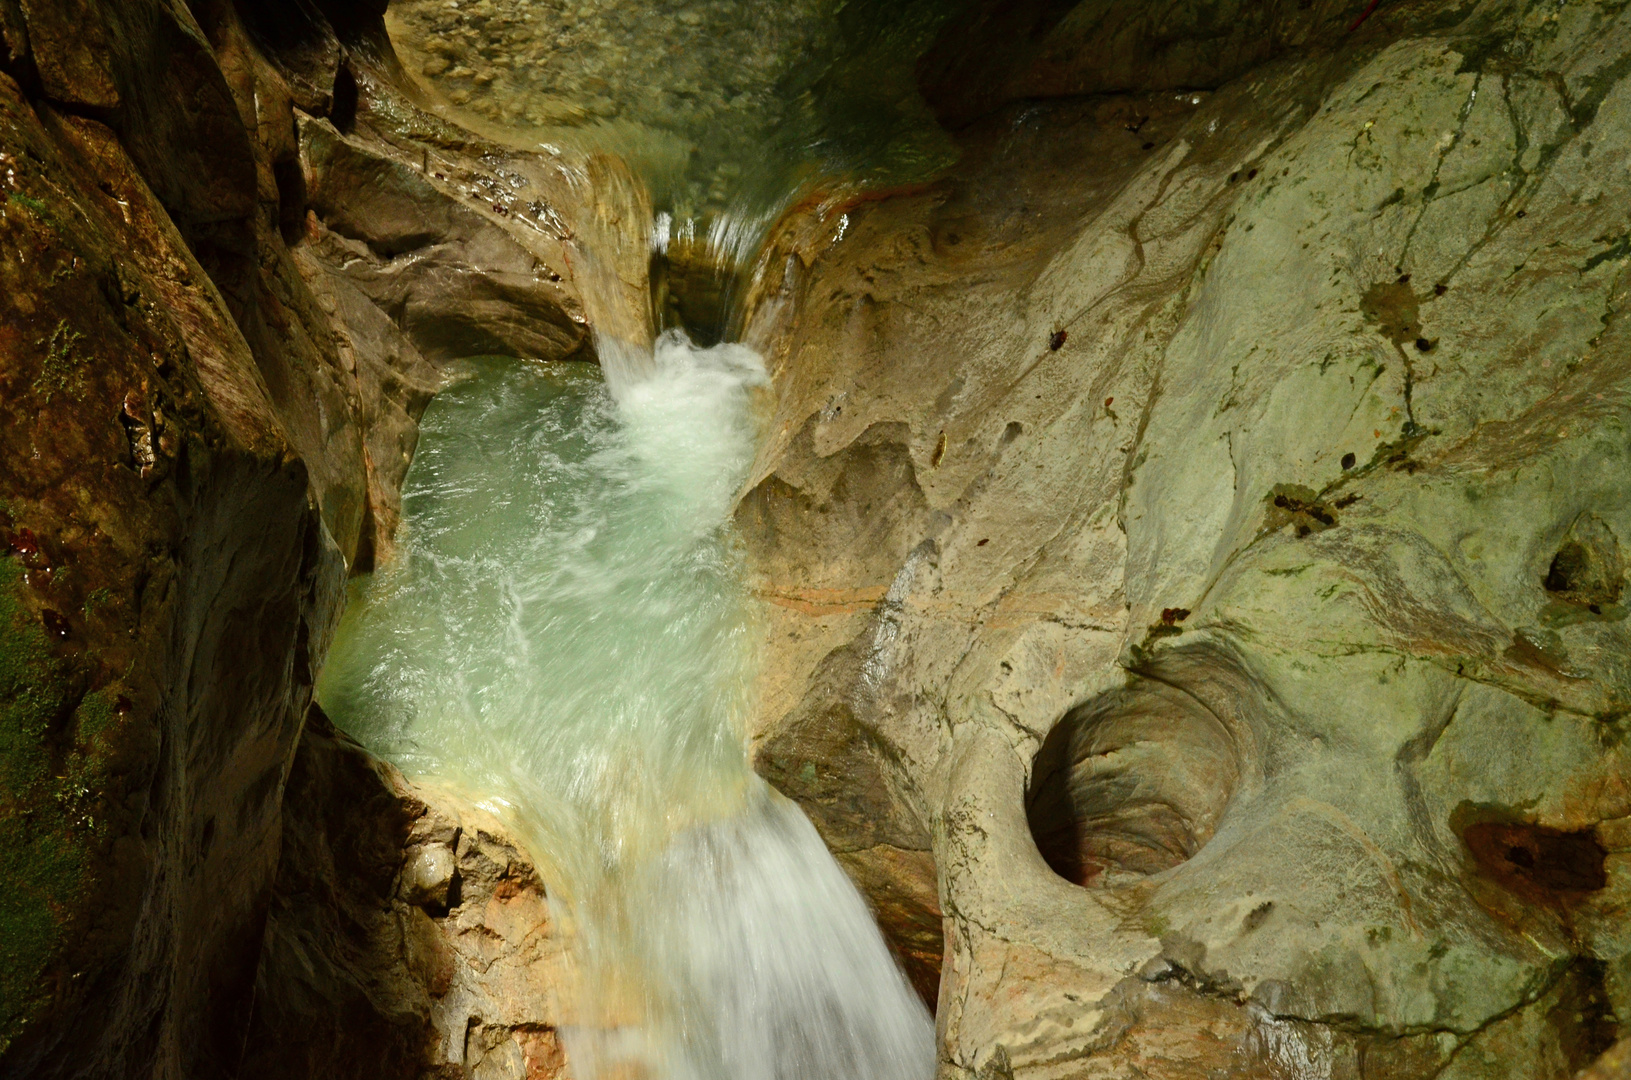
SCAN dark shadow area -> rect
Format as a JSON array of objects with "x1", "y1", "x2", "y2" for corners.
[{"x1": 1027, "y1": 677, "x2": 1241, "y2": 887}]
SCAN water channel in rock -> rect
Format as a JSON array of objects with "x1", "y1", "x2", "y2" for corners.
[
  {"x1": 318, "y1": 339, "x2": 933, "y2": 1077},
  {"x1": 386, "y1": 0, "x2": 968, "y2": 339},
  {"x1": 317, "y1": 4, "x2": 970, "y2": 1074}
]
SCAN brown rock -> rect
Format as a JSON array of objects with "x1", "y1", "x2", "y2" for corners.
[
  {"x1": 0, "y1": 0, "x2": 584, "y2": 1072},
  {"x1": 14, "y1": 0, "x2": 116, "y2": 107},
  {"x1": 1580, "y1": 1038, "x2": 1631, "y2": 1080},
  {"x1": 299, "y1": 115, "x2": 590, "y2": 365},
  {"x1": 243, "y1": 706, "x2": 572, "y2": 1080},
  {"x1": 0, "y1": 48, "x2": 342, "y2": 1080}
]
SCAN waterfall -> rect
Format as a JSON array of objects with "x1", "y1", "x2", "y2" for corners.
[{"x1": 318, "y1": 331, "x2": 935, "y2": 1079}]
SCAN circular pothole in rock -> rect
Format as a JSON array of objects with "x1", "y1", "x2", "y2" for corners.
[
  {"x1": 1026, "y1": 678, "x2": 1241, "y2": 887},
  {"x1": 1542, "y1": 512, "x2": 1624, "y2": 611}
]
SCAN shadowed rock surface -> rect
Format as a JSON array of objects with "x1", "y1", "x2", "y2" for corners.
[
  {"x1": 0, "y1": 6, "x2": 348, "y2": 1073},
  {"x1": 242, "y1": 707, "x2": 571, "y2": 1080},
  {"x1": 0, "y1": 0, "x2": 595, "y2": 1075}
]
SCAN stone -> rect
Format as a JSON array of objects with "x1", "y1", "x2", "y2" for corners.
[
  {"x1": 737, "y1": 2, "x2": 1631, "y2": 1076},
  {"x1": 919, "y1": 0, "x2": 1368, "y2": 127},
  {"x1": 0, "y1": 0, "x2": 588, "y2": 1072},
  {"x1": 0, "y1": 0, "x2": 29, "y2": 77},
  {"x1": 1579, "y1": 1037, "x2": 1631, "y2": 1080},
  {"x1": 298, "y1": 114, "x2": 593, "y2": 364},
  {"x1": 290, "y1": 248, "x2": 440, "y2": 569},
  {"x1": 13, "y1": 0, "x2": 116, "y2": 107},
  {"x1": 7, "y1": 0, "x2": 1631, "y2": 1077},
  {"x1": 0, "y1": 27, "x2": 343, "y2": 1078},
  {"x1": 401, "y1": 843, "x2": 458, "y2": 908},
  {"x1": 241, "y1": 706, "x2": 572, "y2": 1080}
]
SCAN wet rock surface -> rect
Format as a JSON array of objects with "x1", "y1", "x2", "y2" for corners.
[
  {"x1": 0, "y1": 0, "x2": 593, "y2": 1074},
  {"x1": 738, "y1": 1, "x2": 1631, "y2": 1076},
  {"x1": 0, "y1": 7, "x2": 344, "y2": 1075},
  {"x1": 383, "y1": 0, "x2": 960, "y2": 229},
  {"x1": 298, "y1": 114, "x2": 592, "y2": 367},
  {"x1": 243, "y1": 707, "x2": 571, "y2": 1080},
  {"x1": 5, "y1": 0, "x2": 1631, "y2": 1077}
]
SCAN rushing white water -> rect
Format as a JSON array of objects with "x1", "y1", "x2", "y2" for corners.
[{"x1": 318, "y1": 332, "x2": 934, "y2": 1080}]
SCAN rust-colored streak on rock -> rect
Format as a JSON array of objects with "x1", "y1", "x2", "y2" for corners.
[
  {"x1": 1464, "y1": 820, "x2": 1609, "y2": 903},
  {"x1": 756, "y1": 585, "x2": 890, "y2": 616}
]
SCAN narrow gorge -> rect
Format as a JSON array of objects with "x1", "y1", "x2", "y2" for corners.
[{"x1": 2, "y1": 2, "x2": 1631, "y2": 1079}]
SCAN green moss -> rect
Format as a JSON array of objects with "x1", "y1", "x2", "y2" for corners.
[
  {"x1": 5, "y1": 192, "x2": 68, "y2": 240},
  {"x1": 0, "y1": 559, "x2": 94, "y2": 1053},
  {"x1": 0, "y1": 817, "x2": 89, "y2": 1052},
  {"x1": 72, "y1": 690, "x2": 115, "y2": 745},
  {"x1": 30, "y1": 320, "x2": 88, "y2": 403},
  {"x1": 6, "y1": 192, "x2": 45, "y2": 216},
  {"x1": 0, "y1": 561, "x2": 67, "y2": 798}
]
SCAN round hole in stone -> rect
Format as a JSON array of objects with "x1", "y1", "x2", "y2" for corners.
[
  {"x1": 1543, "y1": 512, "x2": 1624, "y2": 608},
  {"x1": 1026, "y1": 678, "x2": 1241, "y2": 887}
]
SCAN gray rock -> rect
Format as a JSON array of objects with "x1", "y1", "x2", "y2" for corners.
[{"x1": 738, "y1": 2, "x2": 1631, "y2": 1076}]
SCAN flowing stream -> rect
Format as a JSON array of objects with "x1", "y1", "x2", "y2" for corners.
[
  {"x1": 319, "y1": 3, "x2": 964, "y2": 1074},
  {"x1": 318, "y1": 333, "x2": 935, "y2": 1079},
  {"x1": 386, "y1": 0, "x2": 969, "y2": 339}
]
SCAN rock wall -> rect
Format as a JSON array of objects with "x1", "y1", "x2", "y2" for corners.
[
  {"x1": 7, "y1": 0, "x2": 1631, "y2": 1077},
  {"x1": 0, "y1": 3, "x2": 348, "y2": 1073},
  {"x1": 0, "y1": 0, "x2": 596, "y2": 1075},
  {"x1": 739, "y1": 1, "x2": 1631, "y2": 1076},
  {"x1": 242, "y1": 707, "x2": 572, "y2": 1080}
]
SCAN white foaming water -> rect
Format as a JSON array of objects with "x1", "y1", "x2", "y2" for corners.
[{"x1": 318, "y1": 331, "x2": 933, "y2": 1080}]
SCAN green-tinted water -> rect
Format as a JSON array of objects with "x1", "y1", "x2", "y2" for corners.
[
  {"x1": 319, "y1": 340, "x2": 933, "y2": 1079},
  {"x1": 321, "y1": 351, "x2": 759, "y2": 877},
  {"x1": 387, "y1": 0, "x2": 969, "y2": 336},
  {"x1": 325, "y1": 4, "x2": 958, "y2": 1071}
]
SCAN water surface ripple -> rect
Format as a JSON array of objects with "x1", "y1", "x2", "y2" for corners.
[{"x1": 320, "y1": 335, "x2": 934, "y2": 1080}]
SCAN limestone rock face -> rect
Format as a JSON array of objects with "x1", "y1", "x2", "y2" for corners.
[
  {"x1": 243, "y1": 708, "x2": 571, "y2": 1080},
  {"x1": 920, "y1": 0, "x2": 1376, "y2": 126},
  {"x1": 740, "y1": 1, "x2": 1631, "y2": 1075}
]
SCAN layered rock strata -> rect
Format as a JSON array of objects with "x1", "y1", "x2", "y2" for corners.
[{"x1": 0, "y1": 1, "x2": 597, "y2": 1075}]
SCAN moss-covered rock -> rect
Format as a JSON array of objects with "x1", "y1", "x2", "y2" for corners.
[
  {"x1": 0, "y1": 558, "x2": 94, "y2": 1050},
  {"x1": 0, "y1": 1, "x2": 348, "y2": 1072}
]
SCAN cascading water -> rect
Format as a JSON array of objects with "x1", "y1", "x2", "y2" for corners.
[
  {"x1": 317, "y1": 1, "x2": 971, "y2": 1071},
  {"x1": 386, "y1": 0, "x2": 968, "y2": 339},
  {"x1": 317, "y1": 333, "x2": 935, "y2": 1078}
]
